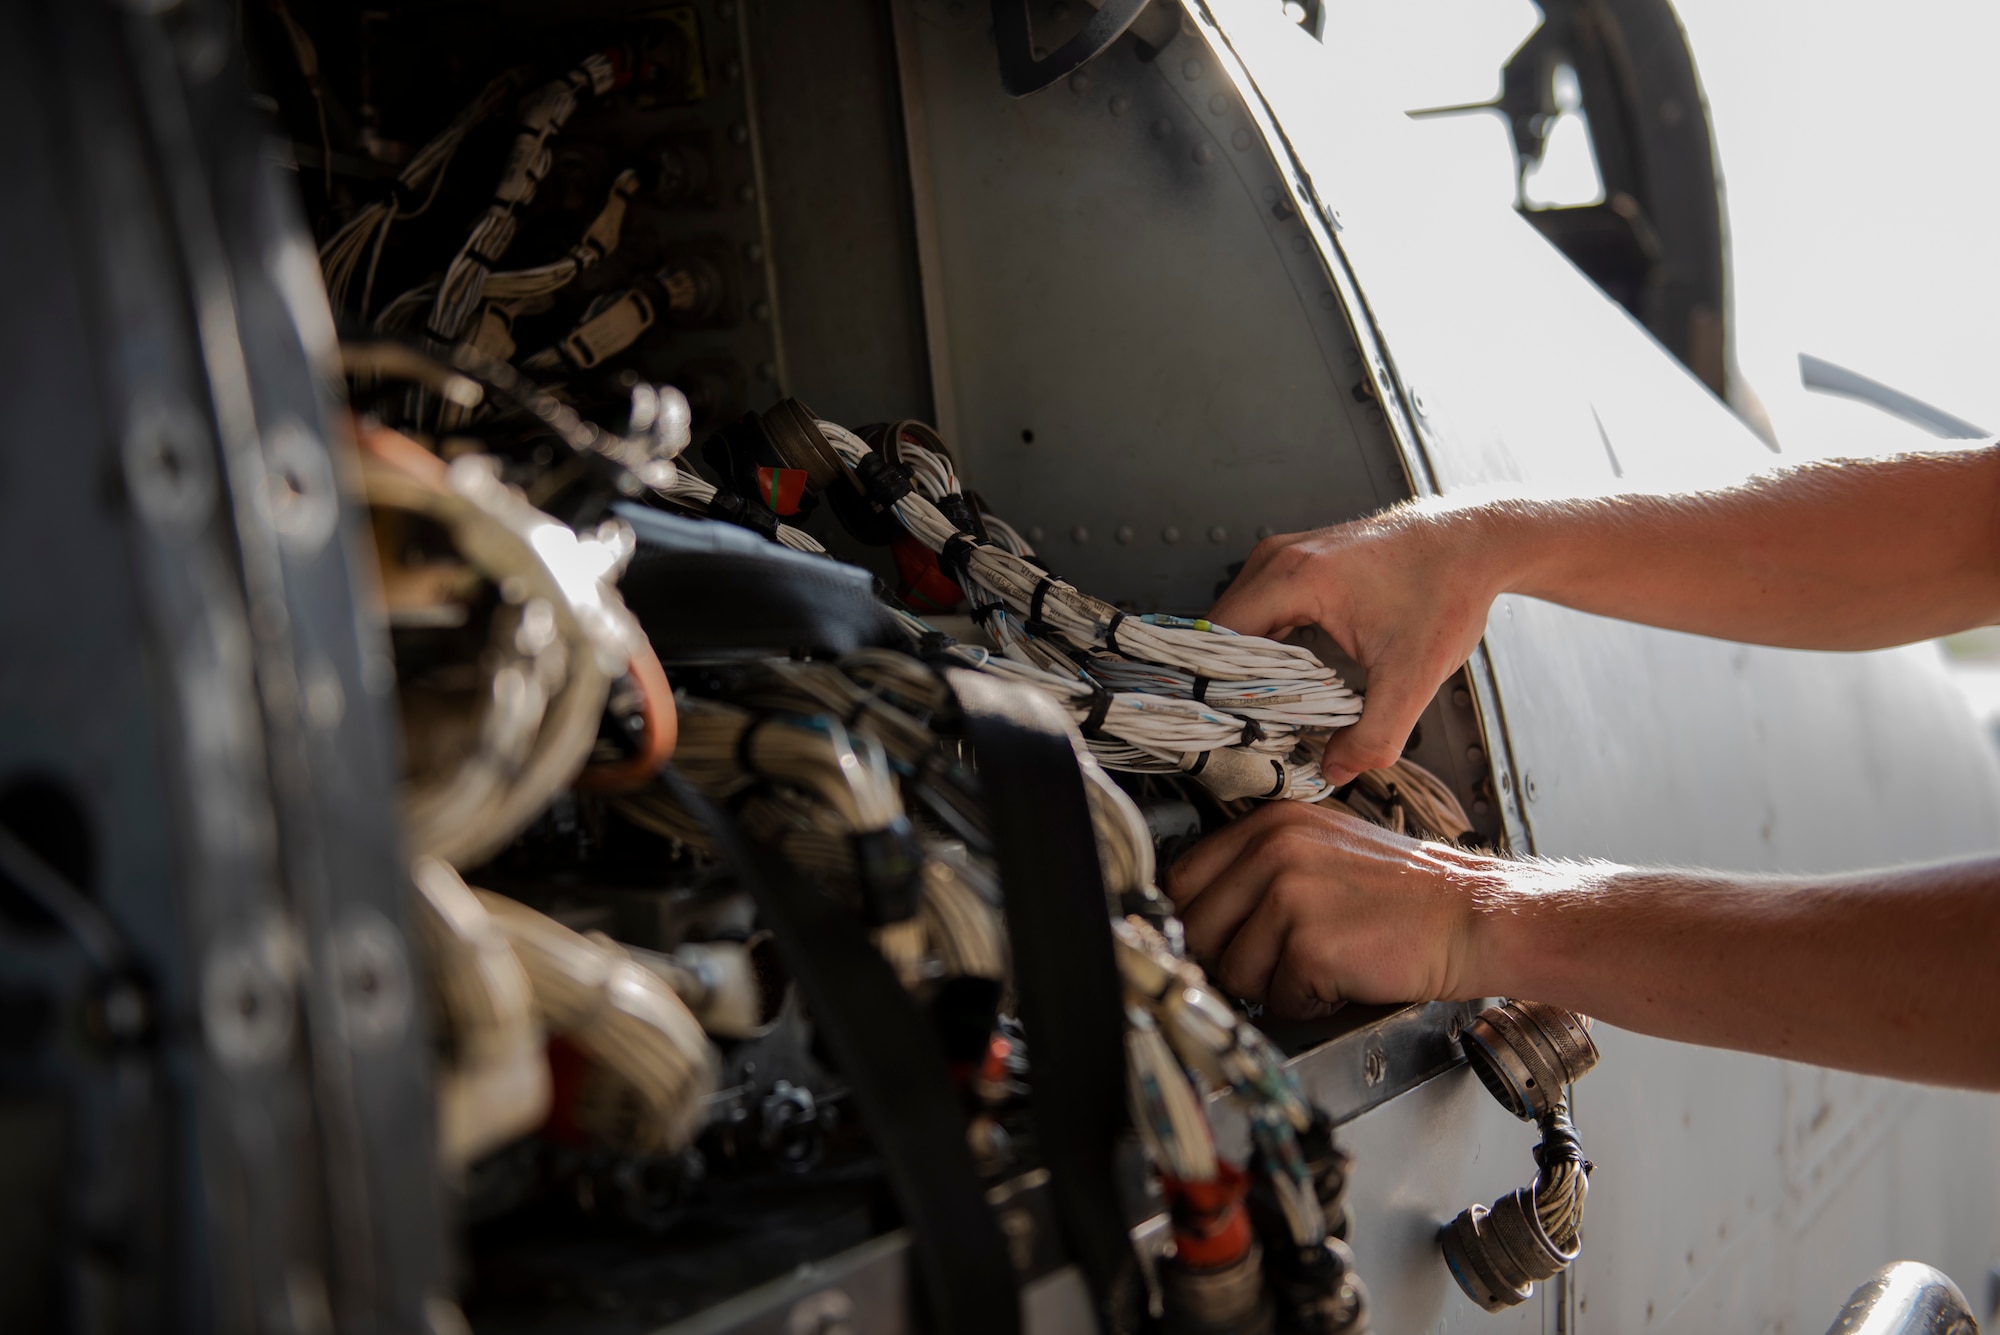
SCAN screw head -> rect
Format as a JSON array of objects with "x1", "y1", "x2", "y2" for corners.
[
  {"x1": 1208, "y1": 525, "x2": 1228, "y2": 544},
  {"x1": 1161, "y1": 525, "x2": 1181, "y2": 544}
]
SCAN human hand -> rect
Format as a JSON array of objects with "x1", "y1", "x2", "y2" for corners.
[
  {"x1": 1164, "y1": 800, "x2": 1513, "y2": 1019},
  {"x1": 1209, "y1": 505, "x2": 1514, "y2": 785}
]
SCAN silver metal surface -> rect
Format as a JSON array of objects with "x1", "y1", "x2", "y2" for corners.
[
  {"x1": 1823, "y1": 1261, "x2": 1979, "y2": 1335},
  {"x1": 1205, "y1": 3, "x2": 2000, "y2": 1330},
  {"x1": 890, "y1": 0, "x2": 1409, "y2": 610},
  {"x1": 1799, "y1": 353, "x2": 1989, "y2": 440}
]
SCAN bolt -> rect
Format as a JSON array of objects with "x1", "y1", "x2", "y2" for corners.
[
  {"x1": 1071, "y1": 526, "x2": 1090, "y2": 544},
  {"x1": 1209, "y1": 93, "x2": 1231, "y2": 115},
  {"x1": 1452, "y1": 687, "x2": 1471, "y2": 708},
  {"x1": 1232, "y1": 128, "x2": 1254, "y2": 151},
  {"x1": 1362, "y1": 1044, "x2": 1387, "y2": 1087},
  {"x1": 1465, "y1": 745, "x2": 1484, "y2": 765},
  {"x1": 1109, "y1": 94, "x2": 1130, "y2": 117},
  {"x1": 1412, "y1": 387, "x2": 1428, "y2": 416},
  {"x1": 1069, "y1": 71, "x2": 1090, "y2": 93},
  {"x1": 1192, "y1": 142, "x2": 1215, "y2": 166},
  {"x1": 1116, "y1": 525, "x2": 1135, "y2": 544},
  {"x1": 1523, "y1": 772, "x2": 1539, "y2": 802},
  {"x1": 1208, "y1": 525, "x2": 1227, "y2": 544},
  {"x1": 1182, "y1": 58, "x2": 1203, "y2": 81},
  {"x1": 1255, "y1": 525, "x2": 1274, "y2": 540},
  {"x1": 1027, "y1": 525, "x2": 1046, "y2": 544},
  {"x1": 1161, "y1": 525, "x2": 1181, "y2": 544}
]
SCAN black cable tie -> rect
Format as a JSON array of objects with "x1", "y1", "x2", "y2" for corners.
[
  {"x1": 853, "y1": 452, "x2": 914, "y2": 509},
  {"x1": 1079, "y1": 689, "x2": 1114, "y2": 739},
  {"x1": 971, "y1": 603, "x2": 1004, "y2": 626},
  {"x1": 708, "y1": 489, "x2": 782, "y2": 541},
  {"x1": 917, "y1": 631, "x2": 954, "y2": 662},
  {"x1": 1103, "y1": 610, "x2": 1127, "y2": 656},
  {"x1": 1264, "y1": 761, "x2": 1287, "y2": 799},
  {"x1": 1026, "y1": 576, "x2": 1060, "y2": 636},
  {"x1": 1238, "y1": 717, "x2": 1265, "y2": 747},
  {"x1": 937, "y1": 491, "x2": 980, "y2": 535},
  {"x1": 1191, "y1": 675, "x2": 1212, "y2": 703},
  {"x1": 939, "y1": 532, "x2": 987, "y2": 579},
  {"x1": 735, "y1": 715, "x2": 774, "y2": 777},
  {"x1": 1184, "y1": 750, "x2": 1211, "y2": 776}
]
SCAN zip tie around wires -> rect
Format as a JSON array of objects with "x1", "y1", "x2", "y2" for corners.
[
  {"x1": 1239, "y1": 717, "x2": 1265, "y2": 747},
  {"x1": 939, "y1": 533, "x2": 989, "y2": 579},
  {"x1": 1191, "y1": 675, "x2": 1212, "y2": 703},
  {"x1": 1079, "y1": 688, "x2": 1114, "y2": 739},
  {"x1": 734, "y1": 713, "x2": 775, "y2": 777},
  {"x1": 1026, "y1": 575, "x2": 1060, "y2": 637},
  {"x1": 1263, "y1": 759, "x2": 1287, "y2": 799},
  {"x1": 1183, "y1": 750, "x2": 1210, "y2": 776},
  {"x1": 1104, "y1": 610, "x2": 1127, "y2": 656},
  {"x1": 970, "y1": 603, "x2": 1004, "y2": 626}
]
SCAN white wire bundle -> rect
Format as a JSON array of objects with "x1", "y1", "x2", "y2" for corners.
[
  {"x1": 1126, "y1": 1005, "x2": 1221, "y2": 1184},
  {"x1": 672, "y1": 698, "x2": 901, "y2": 832},
  {"x1": 410, "y1": 857, "x2": 550, "y2": 1168},
  {"x1": 321, "y1": 71, "x2": 524, "y2": 319},
  {"x1": 1084, "y1": 657, "x2": 1363, "y2": 730},
  {"x1": 376, "y1": 166, "x2": 644, "y2": 348},
  {"x1": 361, "y1": 440, "x2": 640, "y2": 868},
  {"x1": 648, "y1": 698, "x2": 1005, "y2": 987},
  {"x1": 815, "y1": 422, "x2": 1358, "y2": 803},
  {"x1": 474, "y1": 887, "x2": 719, "y2": 1154},
  {"x1": 424, "y1": 55, "x2": 617, "y2": 346},
  {"x1": 654, "y1": 470, "x2": 829, "y2": 555},
  {"x1": 1112, "y1": 916, "x2": 1313, "y2": 1134}
]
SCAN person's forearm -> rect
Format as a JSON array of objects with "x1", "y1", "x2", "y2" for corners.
[
  {"x1": 1468, "y1": 857, "x2": 2000, "y2": 1087},
  {"x1": 1458, "y1": 448, "x2": 2000, "y2": 649}
]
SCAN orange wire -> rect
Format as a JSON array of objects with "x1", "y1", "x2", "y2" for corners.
[{"x1": 575, "y1": 630, "x2": 677, "y2": 793}]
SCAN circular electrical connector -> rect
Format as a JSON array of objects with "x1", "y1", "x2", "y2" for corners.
[
  {"x1": 1460, "y1": 1000, "x2": 1598, "y2": 1121},
  {"x1": 1440, "y1": 1185, "x2": 1579, "y2": 1312}
]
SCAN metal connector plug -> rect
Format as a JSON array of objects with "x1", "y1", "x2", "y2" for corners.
[{"x1": 1460, "y1": 1000, "x2": 1599, "y2": 1121}]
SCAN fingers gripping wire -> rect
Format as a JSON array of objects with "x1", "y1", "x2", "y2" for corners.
[{"x1": 815, "y1": 419, "x2": 1360, "y2": 802}]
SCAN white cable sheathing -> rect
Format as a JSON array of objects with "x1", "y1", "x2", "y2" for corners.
[
  {"x1": 411, "y1": 857, "x2": 551, "y2": 1168},
  {"x1": 816, "y1": 421, "x2": 1358, "y2": 802},
  {"x1": 425, "y1": 56, "x2": 617, "y2": 347},
  {"x1": 322, "y1": 71, "x2": 523, "y2": 319},
  {"x1": 474, "y1": 889, "x2": 718, "y2": 1154}
]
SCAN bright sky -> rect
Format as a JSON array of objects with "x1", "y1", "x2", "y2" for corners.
[{"x1": 1356, "y1": 0, "x2": 2000, "y2": 459}]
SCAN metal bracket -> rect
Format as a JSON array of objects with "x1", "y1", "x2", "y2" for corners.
[{"x1": 990, "y1": 0, "x2": 1154, "y2": 97}]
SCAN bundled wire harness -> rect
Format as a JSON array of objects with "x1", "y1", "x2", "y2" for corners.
[
  {"x1": 321, "y1": 70, "x2": 526, "y2": 321},
  {"x1": 810, "y1": 421, "x2": 1365, "y2": 804}
]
